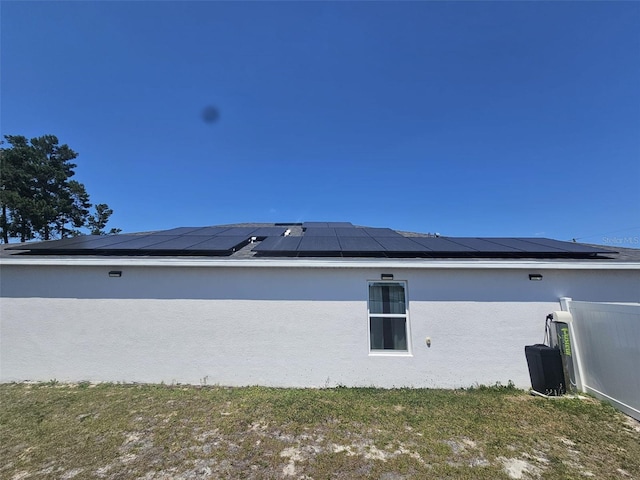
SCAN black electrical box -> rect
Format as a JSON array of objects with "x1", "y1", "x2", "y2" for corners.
[{"x1": 525, "y1": 344, "x2": 566, "y2": 396}]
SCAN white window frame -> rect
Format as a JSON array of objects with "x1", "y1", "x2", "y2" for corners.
[{"x1": 367, "y1": 280, "x2": 412, "y2": 357}]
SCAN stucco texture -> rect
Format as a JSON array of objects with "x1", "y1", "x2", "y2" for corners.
[{"x1": 1, "y1": 264, "x2": 638, "y2": 388}]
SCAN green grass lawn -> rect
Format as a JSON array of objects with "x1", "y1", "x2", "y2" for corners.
[{"x1": 1, "y1": 383, "x2": 638, "y2": 479}]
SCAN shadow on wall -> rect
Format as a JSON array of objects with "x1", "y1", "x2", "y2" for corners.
[{"x1": 1, "y1": 265, "x2": 637, "y2": 303}]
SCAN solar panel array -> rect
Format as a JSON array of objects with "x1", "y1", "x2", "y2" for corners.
[
  {"x1": 253, "y1": 226, "x2": 615, "y2": 258},
  {"x1": 8, "y1": 226, "x2": 288, "y2": 256},
  {"x1": 7, "y1": 223, "x2": 615, "y2": 258}
]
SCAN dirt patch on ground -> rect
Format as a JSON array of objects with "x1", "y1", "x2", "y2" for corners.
[{"x1": 2, "y1": 384, "x2": 639, "y2": 479}]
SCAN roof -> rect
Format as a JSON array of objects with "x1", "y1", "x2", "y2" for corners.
[{"x1": 2, "y1": 222, "x2": 638, "y2": 266}]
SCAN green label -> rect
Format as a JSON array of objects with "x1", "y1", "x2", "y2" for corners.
[{"x1": 561, "y1": 327, "x2": 572, "y2": 357}]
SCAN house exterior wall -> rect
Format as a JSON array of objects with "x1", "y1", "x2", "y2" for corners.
[{"x1": 1, "y1": 263, "x2": 638, "y2": 388}]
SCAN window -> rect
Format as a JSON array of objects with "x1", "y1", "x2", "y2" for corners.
[{"x1": 368, "y1": 281, "x2": 409, "y2": 353}]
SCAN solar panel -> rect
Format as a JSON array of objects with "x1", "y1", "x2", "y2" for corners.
[
  {"x1": 479, "y1": 238, "x2": 567, "y2": 253},
  {"x1": 327, "y1": 222, "x2": 354, "y2": 228},
  {"x1": 374, "y1": 237, "x2": 425, "y2": 252},
  {"x1": 141, "y1": 236, "x2": 217, "y2": 250},
  {"x1": 40, "y1": 234, "x2": 143, "y2": 250},
  {"x1": 183, "y1": 227, "x2": 232, "y2": 236},
  {"x1": 183, "y1": 236, "x2": 249, "y2": 251},
  {"x1": 97, "y1": 235, "x2": 178, "y2": 250},
  {"x1": 298, "y1": 236, "x2": 341, "y2": 251},
  {"x1": 251, "y1": 227, "x2": 287, "y2": 238},
  {"x1": 6, "y1": 233, "x2": 199, "y2": 252},
  {"x1": 337, "y1": 237, "x2": 384, "y2": 251},
  {"x1": 217, "y1": 227, "x2": 259, "y2": 237},
  {"x1": 335, "y1": 228, "x2": 370, "y2": 237},
  {"x1": 252, "y1": 236, "x2": 301, "y2": 252},
  {"x1": 304, "y1": 228, "x2": 337, "y2": 237},
  {"x1": 155, "y1": 227, "x2": 209, "y2": 235},
  {"x1": 363, "y1": 228, "x2": 404, "y2": 238},
  {"x1": 409, "y1": 237, "x2": 615, "y2": 256},
  {"x1": 6, "y1": 234, "x2": 118, "y2": 250},
  {"x1": 302, "y1": 222, "x2": 329, "y2": 228},
  {"x1": 8, "y1": 234, "x2": 158, "y2": 250},
  {"x1": 518, "y1": 238, "x2": 612, "y2": 254},
  {"x1": 302, "y1": 222, "x2": 354, "y2": 228},
  {"x1": 447, "y1": 238, "x2": 522, "y2": 253},
  {"x1": 409, "y1": 237, "x2": 476, "y2": 252}
]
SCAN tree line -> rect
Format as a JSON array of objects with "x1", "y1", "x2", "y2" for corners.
[{"x1": 0, "y1": 134, "x2": 120, "y2": 243}]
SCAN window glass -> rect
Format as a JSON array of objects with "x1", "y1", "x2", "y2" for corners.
[
  {"x1": 370, "y1": 317, "x2": 407, "y2": 350},
  {"x1": 368, "y1": 283, "x2": 406, "y2": 314}
]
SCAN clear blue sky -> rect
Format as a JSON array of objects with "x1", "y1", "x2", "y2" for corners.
[{"x1": 2, "y1": 1, "x2": 639, "y2": 245}]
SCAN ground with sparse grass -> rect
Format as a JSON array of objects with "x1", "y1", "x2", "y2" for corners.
[{"x1": 1, "y1": 383, "x2": 638, "y2": 480}]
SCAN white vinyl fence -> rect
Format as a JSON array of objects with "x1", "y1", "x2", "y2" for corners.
[{"x1": 560, "y1": 298, "x2": 640, "y2": 420}]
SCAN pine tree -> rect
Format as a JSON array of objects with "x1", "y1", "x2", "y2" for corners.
[
  {"x1": 0, "y1": 134, "x2": 120, "y2": 242},
  {"x1": 87, "y1": 204, "x2": 121, "y2": 236}
]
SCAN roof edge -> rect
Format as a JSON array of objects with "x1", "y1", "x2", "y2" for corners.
[{"x1": 1, "y1": 257, "x2": 639, "y2": 270}]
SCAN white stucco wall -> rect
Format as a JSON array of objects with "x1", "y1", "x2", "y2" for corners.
[{"x1": 1, "y1": 261, "x2": 638, "y2": 388}]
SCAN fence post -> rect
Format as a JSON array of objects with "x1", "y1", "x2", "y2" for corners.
[
  {"x1": 558, "y1": 297, "x2": 585, "y2": 392},
  {"x1": 559, "y1": 297, "x2": 572, "y2": 312}
]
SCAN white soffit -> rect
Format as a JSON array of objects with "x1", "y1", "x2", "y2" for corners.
[{"x1": 1, "y1": 257, "x2": 638, "y2": 271}]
